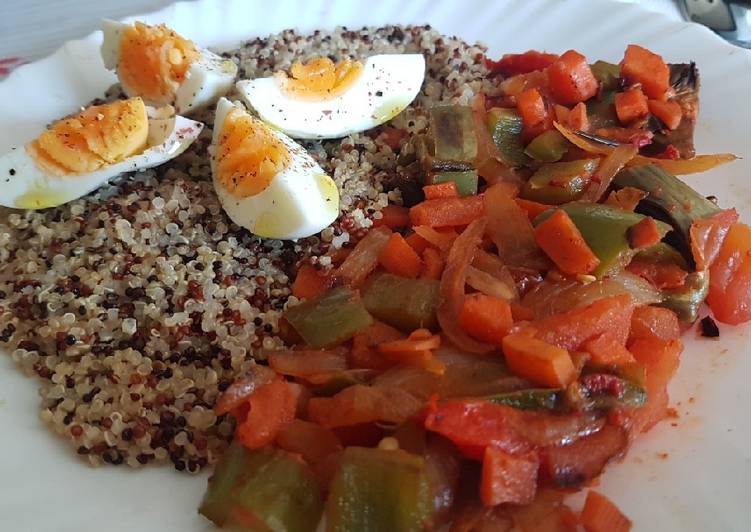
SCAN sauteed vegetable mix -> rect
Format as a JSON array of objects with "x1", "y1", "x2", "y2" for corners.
[{"x1": 198, "y1": 45, "x2": 744, "y2": 531}]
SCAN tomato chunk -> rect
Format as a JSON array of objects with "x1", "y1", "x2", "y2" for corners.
[
  {"x1": 534, "y1": 294, "x2": 635, "y2": 351},
  {"x1": 481, "y1": 447, "x2": 539, "y2": 506},
  {"x1": 707, "y1": 222, "x2": 751, "y2": 324}
]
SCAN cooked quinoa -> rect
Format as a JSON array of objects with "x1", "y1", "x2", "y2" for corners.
[{"x1": 0, "y1": 25, "x2": 498, "y2": 471}]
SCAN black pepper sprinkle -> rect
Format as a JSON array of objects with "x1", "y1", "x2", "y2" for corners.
[{"x1": 700, "y1": 316, "x2": 720, "y2": 338}]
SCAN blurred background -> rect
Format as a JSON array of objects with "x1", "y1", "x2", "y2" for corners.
[{"x1": 0, "y1": 0, "x2": 684, "y2": 63}]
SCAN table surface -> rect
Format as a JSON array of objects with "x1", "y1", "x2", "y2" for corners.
[{"x1": 0, "y1": 0, "x2": 681, "y2": 65}]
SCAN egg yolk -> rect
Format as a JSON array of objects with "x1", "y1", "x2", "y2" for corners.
[
  {"x1": 216, "y1": 107, "x2": 291, "y2": 198},
  {"x1": 118, "y1": 22, "x2": 200, "y2": 105},
  {"x1": 28, "y1": 98, "x2": 149, "y2": 175},
  {"x1": 278, "y1": 57, "x2": 363, "y2": 101}
]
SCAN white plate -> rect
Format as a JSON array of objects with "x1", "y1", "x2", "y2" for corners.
[{"x1": 1, "y1": 0, "x2": 751, "y2": 530}]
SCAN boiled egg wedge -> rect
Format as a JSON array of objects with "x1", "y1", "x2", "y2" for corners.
[
  {"x1": 236, "y1": 54, "x2": 425, "y2": 139},
  {"x1": 0, "y1": 97, "x2": 202, "y2": 210},
  {"x1": 211, "y1": 98, "x2": 339, "y2": 239},
  {"x1": 101, "y1": 20, "x2": 237, "y2": 114}
]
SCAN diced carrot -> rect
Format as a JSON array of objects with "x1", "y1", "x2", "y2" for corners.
[
  {"x1": 648, "y1": 99, "x2": 682, "y2": 130},
  {"x1": 534, "y1": 209, "x2": 600, "y2": 275},
  {"x1": 517, "y1": 87, "x2": 552, "y2": 141},
  {"x1": 373, "y1": 204, "x2": 411, "y2": 229},
  {"x1": 625, "y1": 259, "x2": 688, "y2": 290},
  {"x1": 615, "y1": 89, "x2": 648, "y2": 124},
  {"x1": 627, "y1": 217, "x2": 661, "y2": 249},
  {"x1": 582, "y1": 332, "x2": 636, "y2": 366},
  {"x1": 621, "y1": 44, "x2": 670, "y2": 100},
  {"x1": 534, "y1": 295, "x2": 635, "y2": 351},
  {"x1": 515, "y1": 198, "x2": 552, "y2": 221},
  {"x1": 424, "y1": 181, "x2": 459, "y2": 200},
  {"x1": 236, "y1": 378, "x2": 297, "y2": 449},
  {"x1": 409, "y1": 196, "x2": 485, "y2": 228},
  {"x1": 421, "y1": 246, "x2": 445, "y2": 280},
  {"x1": 502, "y1": 333, "x2": 576, "y2": 388},
  {"x1": 405, "y1": 231, "x2": 431, "y2": 254},
  {"x1": 378, "y1": 329, "x2": 444, "y2": 371},
  {"x1": 350, "y1": 321, "x2": 403, "y2": 370},
  {"x1": 581, "y1": 491, "x2": 632, "y2": 532},
  {"x1": 379, "y1": 328, "x2": 440, "y2": 351},
  {"x1": 379, "y1": 232, "x2": 423, "y2": 278},
  {"x1": 459, "y1": 293, "x2": 513, "y2": 345},
  {"x1": 413, "y1": 225, "x2": 458, "y2": 251},
  {"x1": 291, "y1": 263, "x2": 329, "y2": 300},
  {"x1": 547, "y1": 50, "x2": 598, "y2": 105},
  {"x1": 480, "y1": 447, "x2": 539, "y2": 506},
  {"x1": 567, "y1": 102, "x2": 589, "y2": 131},
  {"x1": 487, "y1": 50, "x2": 559, "y2": 76}
]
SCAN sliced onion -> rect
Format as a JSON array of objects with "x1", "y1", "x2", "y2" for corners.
[
  {"x1": 523, "y1": 271, "x2": 662, "y2": 320},
  {"x1": 268, "y1": 349, "x2": 348, "y2": 380},
  {"x1": 335, "y1": 226, "x2": 391, "y2": 286},
  {"x1": 466, "y1": 265, "x2": 516, "y2": 300},
  {"x1": 629, "y1": 153, "x2": 737, "y2": 175},
  {"x1": 437, "y1": 218, "x2": 494, "y2": 353},
  {"x1": 554, "y1": 121, "x2": 612, "y2": 155},
  {"x1": 582, "y1": 144, "x2": 638, "y2": 202},
  {"x1": 472, "y1": 250, "x2": 519, "y2": 300},
  {"x1": 372, "y1": 345, "x2": 529, "y2": 400},
  {"x1": 484, "y1": 183, "x2": 548, "y2": 270}
]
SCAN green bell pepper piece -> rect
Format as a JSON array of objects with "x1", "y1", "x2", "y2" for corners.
[
  {"x1": 199, "y1": 439, "x2": 252, "y2": 527},
  {"x1": 430, "y1": 170, "x2": 479, "y2": 196},
  {"x1": 590, "y1": 61, "x2": 621, "y2": 91},
  {"x1": 534, "y1": 203, "x2": 671, "y2": 277},
  {"x1": 284, "y1": 286, "x2": 373, "y2": 348},
  {"x1": 586, "y1": 90, "x2": 619, "y2": 129},
  {"x1": 362, "y1": 273, "x2": 441, "y2": 333},
  {"x1": 660, "y1": 270, "x2": 709, "y2": 323},
  {"x1": 614, "y1": 165, "x2": 720, "y2": 265},
  {"x1": 232, "y1": 448, "x2": 324, "y2": 532},
  {"x1": 524, "y1": 130, "x2": 570, "y2": 163},
  {"x1": 635, "y1": 242, "x2": 689, "y2": 270},
  {"x1": 430, "y1": 105, "x2": 478, "y2": 165},
  {"x1": 485, "y1": 389, "x2": 562, "y2": 411},
  {"x1": 486, "y1": 107, "x2": 529, "y2": 167},
  {"x1": 326, "y1": 447, "x2": 433, "y2": 532},
  {"x1": 199, "y1": 444, "x2": 324, "y2": 532},
  {"x1": 521, "y1": 159, "x2": 599, "y2": 205}
]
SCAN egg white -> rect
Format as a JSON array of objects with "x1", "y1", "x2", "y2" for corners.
[
  {"x1": 211, "y1": 98, "x2": 340, "y2": 240},
  {"x1": 236, "y1": 54, "x2": 425, "y2": 139},
  {"x1": 101, "y1": 19, "x2": 237, "y2": 115},
  {"x1": 0, "y1": 113, "x2": 203, "y2": 210}
]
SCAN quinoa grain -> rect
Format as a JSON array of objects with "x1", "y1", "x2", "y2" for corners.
[{"x1": 0, "y1": 24, "x2": 494, "y2": 469}]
